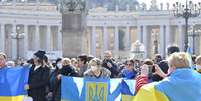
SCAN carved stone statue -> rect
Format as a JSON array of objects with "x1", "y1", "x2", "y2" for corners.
[
  {"x1": 59, "y1": 0, "x2": 86, "y2": 14},
  {"x1": 149, "y1": 0, "x2": 158, "y2": 11},
  {"x1": 160, "y1": 3, "x2": 163, "y2": 10},
  {"x1": 166, "y1": 2, "x2": 170, "y2": 10},
  {"x1": 141, "y1": 3, "x2": 147, "y2": 11}
]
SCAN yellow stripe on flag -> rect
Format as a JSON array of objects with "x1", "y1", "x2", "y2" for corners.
[
  {"x1": 122, "y1": 94, "x2": 135, "y2": 101},
  {"x1": 133, "y1": 83, "x2": 169, "y2": 101},
  {"x1": 0, "y1": 95, "x2": 24, "y2": 101}
]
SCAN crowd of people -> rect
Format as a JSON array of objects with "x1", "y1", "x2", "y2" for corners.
[{"x1": 0, "y1": 45, "x2": 201, "y2": 101}]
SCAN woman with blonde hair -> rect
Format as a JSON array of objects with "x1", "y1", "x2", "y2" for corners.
[
  {"x1": 134, "y1": 52, "x2": 201, "y2": 101},
  {"x1": 195, "y1": 55, "x2": 201, "y2": 73},
  {"x1": 84, "y1": 58, "x2": 111, "y2": 78},
  {"x1": 71, "y1": 58, "x2": 78, "y2": 68}
]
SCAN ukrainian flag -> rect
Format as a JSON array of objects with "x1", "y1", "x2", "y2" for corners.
[
  {"x1": 0, "y1": 66, "x2": 30, "y2": 101},
  {"x1": 134, "y1": 68, "x2": 201, "y2": 101},
  {"x1": 61, "y1": 76, "x2": 136, "y2": 101},
  {"x1": 186, "y1": 47, "x2": 194, "y2": 69},
  {"x1": 121, "y1": 79, "x2": 135, "y2": 101}
]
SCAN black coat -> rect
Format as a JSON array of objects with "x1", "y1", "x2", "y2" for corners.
[
  {"x1": 102, "y1": 59, "x2": 119, "y2": 78},
  {"x1": 49, "y1": 65, "x2": 77, "y2": 101},
  {"x1": 28, "y1": 65, "x2": 50, "y2": 101}
]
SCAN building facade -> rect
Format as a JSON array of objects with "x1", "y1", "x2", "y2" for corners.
[{"x1": 0, "y1": 0, "x2": 201, "y2": 60}]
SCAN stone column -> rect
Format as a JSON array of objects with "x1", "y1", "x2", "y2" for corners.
[
  {"x1": 57, "y1": 25, "x2": 62, "y2": 51},
  {"x1": 46, "y1": 25, "x2": 51, "y2": 51},
  {"x1": 125, "y1": 26, "x2": 130, "y2": 50},
  {"x1": 114, "y1": 26, "x2": 119, "y2": 51},
  {"x1": 137, "y1": 25, "x2": 142, "y2": 43},
  {"x1": 160, "y1": 25, "x2": 165, "y2": 57},
  {"x1": 103, "y1": 26, "x2": 108, "y2": 51},
  {"x1": 12, "y1": 0, "x2": 16, "y2": 7},
  {"x1": 24, "y1": 25, "x2": 28, "y2": 59},
  {"x1": 36, "y1": 0, "x2": 40, "y2": 10},
  {"x1": 178, "y1": 25, "x2": 184, "y2": 51},
  {"x1": 115, "y1": 5, "x2": 119, "y2": 12},
  {"x1": 142, "y1": 25, "x2": 148, "y2": 58},
  {"x1": 0, "y1": 24, "x2": 5, "y2": 52},
  {"x1": 91, "y1": 26, "x2": 96, "y2": 56},
  {"x1": 126, "y1": 5, "x2": 130, "y2": 12},
  {"x1": 11, "y1": 24, "x2": 17, "y2": 59},
  {"x1": 165, "y1": 25, "x2": 170, "y2": 50},
  {"x1": 34, "y1": 25, "x2": 40, "y2": 50}
]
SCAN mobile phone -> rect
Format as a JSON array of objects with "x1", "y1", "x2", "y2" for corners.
[
  {"x1": 148, "y1": 65, "x2": 156, "y2": 78},
  {"x1": 148, "y1": 65, "x2": 153, "y2": 78},
  {"x1": 152, "y1": 65, "x2": 156, "y2": 73},
  {"x1": 148, "y1": 65, "x2": 153, "y2": 74}
]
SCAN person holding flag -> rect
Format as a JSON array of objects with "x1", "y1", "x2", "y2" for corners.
[
  {"x1": 134, "y1": 52, "x2": 201, "y2": 101},
  {"x1": 0, "y1": 52, "x2": 31, "y2": 101},
  {"x1": 25, "y1": 50, "x2": 50, "y2": 101}
]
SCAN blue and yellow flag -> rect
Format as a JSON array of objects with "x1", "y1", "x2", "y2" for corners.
[
  {"x1": 61, "y1": 76, "x2": 136, "y2": 101},
  {"x1": 133, "y1": 69, "x2": 201, "y2": 101},
  {"x1": 0, "y1": 67, "x2": 30, "y2": 101},
  {"x1": 186, "y1": 47, "x2": 194, "y2": 69}
]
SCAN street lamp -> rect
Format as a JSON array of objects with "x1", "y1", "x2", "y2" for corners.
[
  {"x1": 173, "y1": 0, "x2": 201, "y2": 51},
  {"x1": 11, "y1": 26, "x2": 25, "y2": 59}
]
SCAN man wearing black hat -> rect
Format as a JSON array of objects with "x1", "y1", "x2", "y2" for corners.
[{"x1": 25, "y1": 50, "x2": 50, "y2": 101}]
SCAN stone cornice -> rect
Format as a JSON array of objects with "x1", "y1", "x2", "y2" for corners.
[{"x1": 0, "y1": 6, "x2": 201, "y2": 26}]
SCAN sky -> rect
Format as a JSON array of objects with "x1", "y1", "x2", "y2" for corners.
[{"x1": 138, "y1": 0, "x2": 200, "y2": 8}]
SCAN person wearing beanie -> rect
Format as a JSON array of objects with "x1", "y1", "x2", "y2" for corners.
[{"x1": 25, "y1": 50, "x2": 50, "y2": 101}]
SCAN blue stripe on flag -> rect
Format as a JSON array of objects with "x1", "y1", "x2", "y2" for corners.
[
  {"x1": 61, "y1": 76, "x2": 135, "y2": 101},
  {"x1": 186, "y1": 47, "x2": 193, "y2": 69},
  {"x1": 0, "y1": 66, "x2": 30, "y2": 96}
]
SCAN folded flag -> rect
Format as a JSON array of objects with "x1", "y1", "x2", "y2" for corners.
[{"x1": 0, "y1": 66, "x2": 30, "y2": 101}]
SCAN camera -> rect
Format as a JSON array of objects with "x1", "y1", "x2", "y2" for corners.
[{"x1": 147, "y1": 65, "x2": 156, "y2": 78}]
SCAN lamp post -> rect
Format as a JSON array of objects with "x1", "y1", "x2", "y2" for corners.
[
  {"x1": 11, "y1": 26, "x2": 24, "y2": 59},
  {"x1": 173, "y1": 0, "x2": 201, "y2": 51}
]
